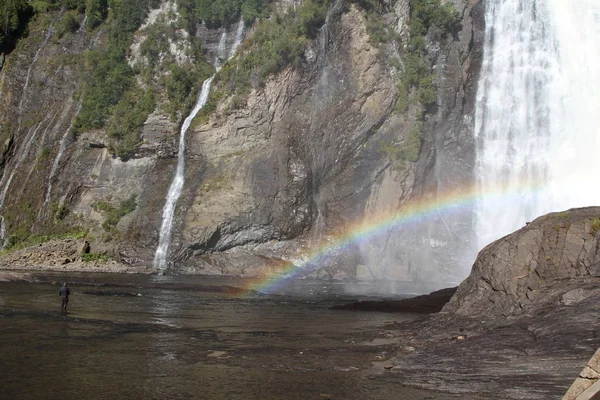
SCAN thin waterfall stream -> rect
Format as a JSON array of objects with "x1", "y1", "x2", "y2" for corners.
[
  {"x1": 474, "y1": 0, "x2": 600, "y2": 252},
  {"x1": 154, "y1": 21, "x2": 245, "y2": 270}
]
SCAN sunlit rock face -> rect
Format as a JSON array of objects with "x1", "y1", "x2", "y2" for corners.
[
  {"x1": 172, "y1": 1, "x2": 484, "y2": 287},
  {"x1": 0, "y1": 0, "x2": 483, "y2": 289},
  {"x1": 443, "y1": 207, "x2": 600, "y2": 319}
]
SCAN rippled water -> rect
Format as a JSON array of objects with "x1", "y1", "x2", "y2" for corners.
[{"x1": 0, "y1": 273, "x2": 467, "y2": 399}]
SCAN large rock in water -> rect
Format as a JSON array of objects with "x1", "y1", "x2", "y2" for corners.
[
  {"x1": 377, "y1": 207, "x2": 600, "y2": 399},
  {"x1": 442, "y1": 206, "x2": 600, "y2": 320}
]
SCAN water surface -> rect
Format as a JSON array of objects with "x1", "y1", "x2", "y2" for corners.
[{"x1": 1, "y1": 273, "x2": 469, "y2": 399}]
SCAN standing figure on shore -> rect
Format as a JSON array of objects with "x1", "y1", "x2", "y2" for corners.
[{"x1": 58, "y1": 283, "x2": 71, "y2": 313}]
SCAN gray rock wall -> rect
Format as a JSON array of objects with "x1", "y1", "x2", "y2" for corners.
[
  {"x1": 0, "y1": 0, "x2": 484, "y2": 287},
  {"x1": 443, "y1": 207, "x2": 600, "y2": 319}
]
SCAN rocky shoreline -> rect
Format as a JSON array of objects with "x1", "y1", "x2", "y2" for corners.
[
  {"x1": 0, "y1": 238, "x2": 159, "y2": 275},
  {"x1": 366, "y1": 207, "x2": 600, "y2": 399},
  {"x1": 2, "y1": 207, "x2": 600, "y2": 399}
]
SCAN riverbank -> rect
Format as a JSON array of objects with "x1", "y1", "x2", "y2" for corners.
[
  {"x1": 1, "y1": 267, "x2": 597, "y2": 399},
  {"x1": 0, "y1": 238, "x2": 158, "y2": 274},
  {"x1": 0, "y1": 277, "x2": 473, "y2": 400}
]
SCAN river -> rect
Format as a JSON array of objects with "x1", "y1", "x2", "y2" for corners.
[{"x1": 0, "y1": 272, "x2": 473, "y2": 399}]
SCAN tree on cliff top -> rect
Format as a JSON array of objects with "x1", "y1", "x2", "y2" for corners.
[{"x1": 0, "y1": 0, "x2": 33, "y2": 53}]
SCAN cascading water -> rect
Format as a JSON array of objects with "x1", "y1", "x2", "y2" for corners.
[
  {"x1": 154, "y1": 21, "x2": 245, "y2": 270},
  {"x1": 230, "y1": 19, "x2": 245, "y2": 56},
  {"x1": 474, "y1": 0, "x2": 600, "y2": 250},
  {"x1": 153, "y1": 76, "x2": 215, "y2": 270},
  {"x1": 0, "y1": 216, "x2": 6, "y2": 249}
]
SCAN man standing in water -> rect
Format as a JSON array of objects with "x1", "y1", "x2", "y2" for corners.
[{"x1": 58, "y1": 283, "x2": 70, "y2": 313}]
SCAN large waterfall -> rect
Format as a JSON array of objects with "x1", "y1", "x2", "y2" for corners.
[
  {"x1": 474, "y1": 0, "x2": 600, "y2": 251},
  {"x1": 154, "y1": 21, "x2": 245, "y2": 270}
]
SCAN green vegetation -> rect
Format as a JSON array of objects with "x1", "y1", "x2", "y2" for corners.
[
  {"x1": 105, "y1": 86, "x2": 155, "y2": 157},
  {"x1": 205, "y1": 0, "x2": 330, "y2": 114},
  {"x1": 395, "y1": 0, "x2": 460, "y2": 112},
  {"x1": 135, "y1": 11, "x2": 214, "y2": 120},
  {"x1": 177, "y1": 0, "x2": 269, "y2": 31},
  {"x1": 85, "y1": 0, "x2": 108, "y2": 30},
  {"x1": 57, "y1": 11, "x2": 81, "y2": 38},
  {"x1": 1, "y1": 191, "x2": 86, "y2": 251},
  {"x1": 81, "y1": 252, "x2": 109, "y2": 262},
  {"x1": 92, "y1": 195, "x2": 138, "y2": 231},
  {"x1": 402, "y1": 121, "x2": 422, "y2": 162},
  {"x1": 1, "y1": 0, "x2": 88, "y2": 52},
  {"x1": 2, "y1": 230, "x2": 87, "y2": 253},
  {"x1": 72, "y1": 0, "x2": 217, "y2": 155},
  {"x1": 590, "y1": 217, "x2": 600, "y2": 236},
  {"x1": 73, "y1": 0, "x2": 157, "y2": 158},
  {"x1": 0, "y1": 0, "x2": 33, "y2": 53},
  {"x1": 51, "y1": 202, "x2": 69, "y2": 220},
  {"x1": 364, "y1": 0, "x2": 459, "y2": 166},
  {"x1": 379, "y1": 121, "x2": 422, "y2": 169}
]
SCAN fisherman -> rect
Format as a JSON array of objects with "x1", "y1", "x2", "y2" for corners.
[{"x1": 58, "y1": 282, "x2": 71, "y2": 313}]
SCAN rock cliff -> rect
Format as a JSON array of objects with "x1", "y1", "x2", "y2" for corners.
[
  {"x1": 443, "y1": 206, "x2": 600, "y2": 320},
  {"x1": 0, "y1": 0, "x2": 483, "y2": 288}
]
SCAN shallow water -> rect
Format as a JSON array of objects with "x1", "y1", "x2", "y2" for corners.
[{"x1": 0, "y1": 273, "x2": 467, "y2": 399}]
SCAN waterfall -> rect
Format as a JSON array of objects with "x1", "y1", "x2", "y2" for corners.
[
  {"x1": 154, "y1": 21, "x2": 245, "y2": 270},
  {"x1": 230, "y1": 19, "x2": 245, "y2": 56},
  {"x1": 0, "y1": 216, "x2": 6, "y2": 249},
  {"x1": 474, "y1": 0, "x2": 600, "y2": 250},
  {"x1": 79, "y1": 15, "x2": 87, "y2": 32},
  {"x1": 153, "y1": 76, "x2": 215, "y2": 270}
]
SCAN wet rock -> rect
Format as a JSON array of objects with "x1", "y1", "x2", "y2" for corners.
[{"x1": 331, "y1": 287, "x2": 457, "y2": 313}]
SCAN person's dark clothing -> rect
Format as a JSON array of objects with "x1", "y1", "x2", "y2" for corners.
[{"x1": 58, "y1": 285, "x2": 70, "y2": 312}]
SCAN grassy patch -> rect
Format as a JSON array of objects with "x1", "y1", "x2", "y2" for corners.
[
  {"x1": 2, "y1": 230, "x2": 87, "y2": 253},
  {"x1": 92, "y1": 195, "x2": 138, "y2": 231},
  {"x1": 590, "y1": 218, "x2": 600, "y2": 236},
  {"x1": 81, "y1": 252, "x2": 109, "y2": 262}
]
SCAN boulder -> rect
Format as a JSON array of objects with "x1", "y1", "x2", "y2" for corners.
[
  {"x1": 380, "y1": 207, "x2": 600, "y2": 399},
  {"x1": 442, "y1": 207, "x2": 600, "y2": 320}
]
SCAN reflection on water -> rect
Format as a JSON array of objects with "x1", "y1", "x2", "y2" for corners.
[{"x1": 0, "y1": 274, "x2": 468, "y2": 400}]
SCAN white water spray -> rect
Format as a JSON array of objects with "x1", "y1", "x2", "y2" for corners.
[
  {"x1": 153, "y1": 76, "x2": 215, "y2": 269},
  {"x1": 0, "y1": 216, "x2": 6, "y2": 249},
  {"x1": 154, "y1": 21, "x2": 245, "y2": 270},
  {"x1": 230, "y1": 19, "x2": 245, "y2": 56},
  {"x1": 474, "y1": 0, "x2": 600, "y2": 250}
]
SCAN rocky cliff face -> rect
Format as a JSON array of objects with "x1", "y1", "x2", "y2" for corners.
[{"x1": 0, "y1": 0, "x2": 483, "y2": 288}]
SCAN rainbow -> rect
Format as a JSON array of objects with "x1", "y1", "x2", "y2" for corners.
[{"x1": 241, "y1": 180, "x2": 545, "y2": 295}]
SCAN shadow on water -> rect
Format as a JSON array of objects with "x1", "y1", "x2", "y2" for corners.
[{"x1": 0, "y1": 273, "x2": 477, "y2": 400}]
